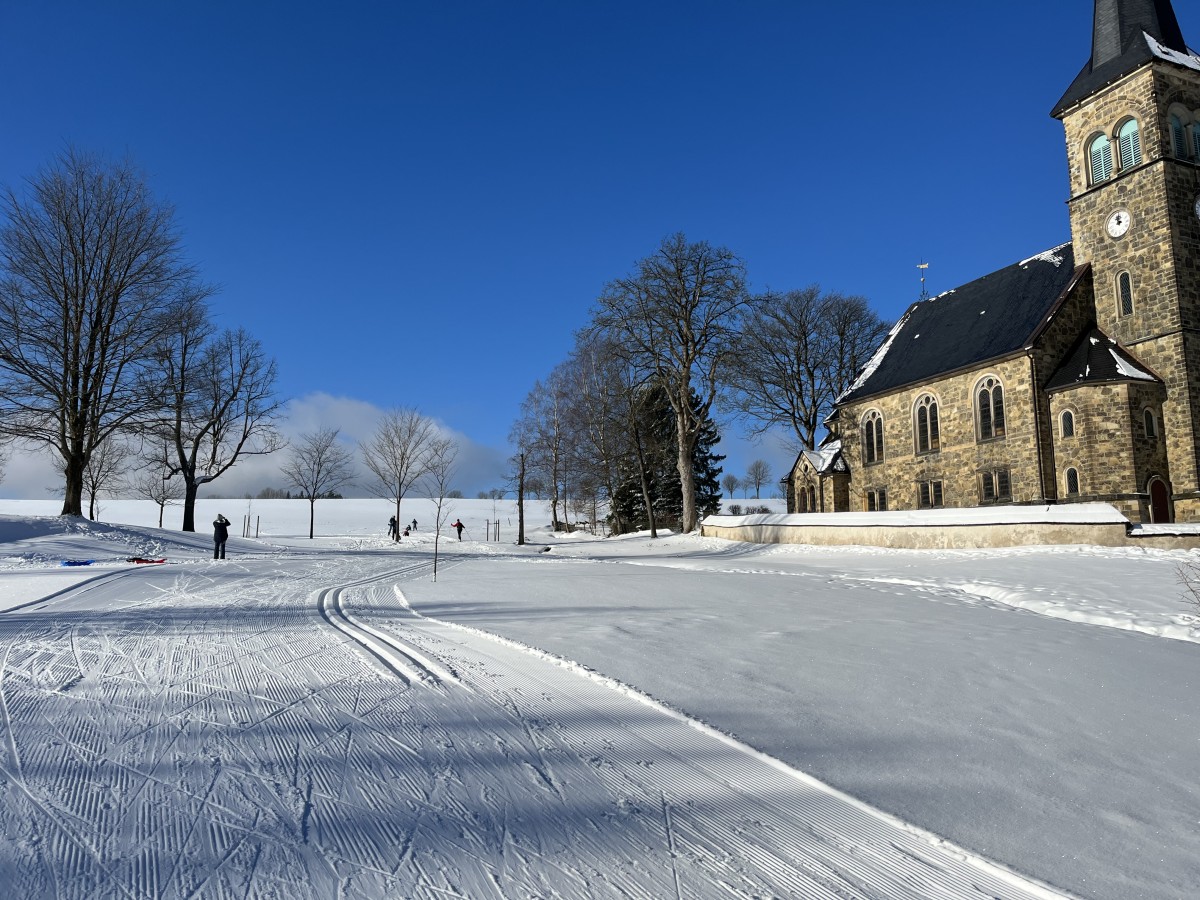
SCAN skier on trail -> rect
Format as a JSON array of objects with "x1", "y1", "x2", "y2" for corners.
[
  {"x1": 451, "y1": 519, "x2": 464, "y2": 540},
  {"x1": 388, "y1": 516, "x2": 398, "y2": 541}
]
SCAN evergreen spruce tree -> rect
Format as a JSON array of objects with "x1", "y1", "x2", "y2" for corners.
[{"x1": 610, "y1": 383, "x2": 724, "y2": 533}]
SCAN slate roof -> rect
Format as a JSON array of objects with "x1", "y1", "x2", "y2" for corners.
[
  {"x1": 1052, "y1": 0, "x2": 1189, "y2": 117},
  {"x1": 1044, "y1": 328, "x2": 1161, "y2": 392},
  {"x1": 802, "y1": 441, "x2": 847, "y2": 475},
  {"x1": 838, "y1": 244, "x2": 1082, "y2": 405}
]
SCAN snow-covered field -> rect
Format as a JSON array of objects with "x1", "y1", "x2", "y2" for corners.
[{"x1": 0, "y1": 497, "x2": 1195, "y2": 899}]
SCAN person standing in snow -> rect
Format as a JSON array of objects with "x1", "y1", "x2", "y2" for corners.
[
  {"x1": 451, "y1": 519, "x2": 464, "y2": 540},
  {"x1": 411, "y1": 518, "x2": 417, "y2": 532},
  {"x1": 213, "y1": 514, "x2": 230, "y2": 559},
  {"x1": 388, "y1": 516, "x2": 397, "y2": 541}
]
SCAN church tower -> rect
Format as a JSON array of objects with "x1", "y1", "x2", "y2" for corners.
[{"x1": 1053, "y1": 0, "x2": 1200, "y2": 519}]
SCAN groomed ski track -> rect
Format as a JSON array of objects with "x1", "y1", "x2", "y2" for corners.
[{"x1": 0, "y1": 549, "x2": 1075, "y2": 899}]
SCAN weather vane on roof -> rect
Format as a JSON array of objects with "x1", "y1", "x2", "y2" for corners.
[{"x1": 917, "y1": 261, "x2": 931, "y2": 301}]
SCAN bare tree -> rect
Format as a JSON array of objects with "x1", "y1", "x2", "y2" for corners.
[
  {"x1": 126, "y1": 457, "x2": 184, "y2": 527},
  {"x1": 722, "y1": 473, "x2": 741, "y2": 499},
  {"x1": 592, "y1": 233, "x2": 752, "y2": 532},
  {"x1": 80, "y1": 438, "x2": 130, "y2": 521},
  {"x1": 565, "y1": 332, "x2": 649, "y2": 537},
  {"x1": 511, "y1": 373, "x2": 571, "y2": 530},
  {"x1": 744, "y1": 459, "x2": 771, "y2": 500},
  {"x1": 725, "y1": 287, "x2": 889, "y2": 451},
  {"x1": 0, "y1": 148, "x2": 198, "y2": 516},
  {"x1": 156, "y1": 309, "x2": 285, "y2": 531},
  {"x1": 361, "y1": 407, "x2": 435, "y2": 533},
  {"x1": 424, "y1": 436, "x2": 458, "y2": 580},
  {"x1": 280, "y1": 426, "x2": 356, "y2": 539}
]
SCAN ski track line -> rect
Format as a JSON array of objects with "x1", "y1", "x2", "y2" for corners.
[
  {"x1": 384, "y1": 583, "x2": 1080, "y2": 900},
  {"x1": 315, "y1": 560, "x2": 462, "y2": 688}
]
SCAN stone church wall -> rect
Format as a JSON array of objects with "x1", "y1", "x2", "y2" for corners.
[{"x1": 838, "y1": 354, "x2": 1043, "y2": 511}]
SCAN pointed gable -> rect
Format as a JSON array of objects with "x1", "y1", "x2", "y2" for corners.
[
  {"x1": 838, "y1": 245, "x2": 1080, "y2": 404},
  {"x1": 1044, "y1": 328, "x2": 1162, "y2": 392},
  {"x1": 1052, "y1": 0, "x2": 1189, "y2": 117}
]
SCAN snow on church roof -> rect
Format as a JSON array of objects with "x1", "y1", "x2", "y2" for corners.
[
  {"x1": 802, "y1": 440, "x2": 846, "y2": 474},
  {"x1": 1145, "y1": 31, "x2": 1200, "y2": 73},
  {"x1": 1045, "y1": 328, "x2": 1160, "y2": 392},
  {"x1": 838, "y1": 244, "x2": 1078, "y2": 405}
]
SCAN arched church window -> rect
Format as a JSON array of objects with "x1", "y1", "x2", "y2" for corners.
[
  {"x1": 1171, "y1": 114, "x2": 1189, "y2": 158},
  {"x1": 915, "y1": 395, "x2": 940, "y2": 453},
  {"x1": 1065, "y1": 467, "x2": 1080, "y2": 497},
  {"x1": 977, "y1": 377, "x2": 1006, "y2": 441},
  {"x1": 1144, "y1": 408, "x2": 1158, "y2": 439},
  {"x1": 1060, "y1": 410, "x2": 1075, "y2": 438},
  {"x1": 1088, "y1": 133, "x2": 1113, "y2": 184},
  {"x1": 862, "y1": 410, "x2": 884, "y2": 464},
  {"x1": 1117, "y1": 118, "x2": 1142, "y2": 170},
  {"x1": 1118, "y1": 271, "x2": 1133, "y2": 317}
]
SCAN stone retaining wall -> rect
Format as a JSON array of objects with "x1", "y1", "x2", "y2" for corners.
[
  {"x1": 701, "y1": 520, "x2": 1133, "y2": 549},
  {"x1": 701, "y1": 505, "x2": 1200, "y2": 550}
]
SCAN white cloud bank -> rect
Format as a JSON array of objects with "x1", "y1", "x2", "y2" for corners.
[{"x1": 0, "y1": 392, "x2": 511, "y2": 502}]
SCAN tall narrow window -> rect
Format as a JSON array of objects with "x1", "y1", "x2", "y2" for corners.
[
  {"x1": 915, "y1": 395, "x2": 940, "y2": 453},
  {"x1": 1171, "y1": 115, "x2": 1189, "y2": 158},
  {"x1": 981, "y1": 468, "x2": 1012, "y2": 504},
  {"x1": 1117, "y1": 118, "x2": 1142, "y2": 170},
  {"x1": 978, "y1": 378, "x2": 1006, "y2": 440},
  {"x1": 1089, "y1": 133, "x2": 1113, "y2": 183},
  {"x1": 1061, "y1": 410, "x2": 1075, "y2": 438},
  {"x1": 1118, "y1": 272, "x2": 1133, "y2": 317},
  {"x1": 863, "y1": 411, "x2": 884, "y2": 464},
  {"x1": 1193, "y1": 123, "x2": 1200, "y2": 161},
  {"x1": 1066, "y1": 468, "x2": 1080, "y2": 496},
  {"x1": 997, "y1": 468, "x2": 1011, "y2": 500},
  {"x1": 1144, "y1": 408, "x2": 1158, "y2": 439},
  {"x1": 918, "y1": 480, "x2": 944, "y2": 509}
]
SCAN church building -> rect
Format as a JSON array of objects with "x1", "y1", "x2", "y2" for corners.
[{"x1": 789, "y1": 0, "x2": 1200, "y2": 524}]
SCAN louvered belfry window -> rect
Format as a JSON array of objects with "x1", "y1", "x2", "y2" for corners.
[
  {"x1": 1171, "y1": 115, "x2": 1189, "y2": 158},
  {"x1": 1117, "y1": 119, "x2": 1141, "y2": 170},
  {"x1": 1089, "y1": 134, "x2": 1113, "y2": 183}
]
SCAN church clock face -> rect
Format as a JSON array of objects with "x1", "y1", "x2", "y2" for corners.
[{"x1": 1106, "y1": 208, "x2": 1132, "y2": 239}]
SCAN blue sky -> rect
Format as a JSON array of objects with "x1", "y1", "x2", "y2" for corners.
[{"x1": 2, "y1": 0, "x2": 1191, "y2": 500}]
